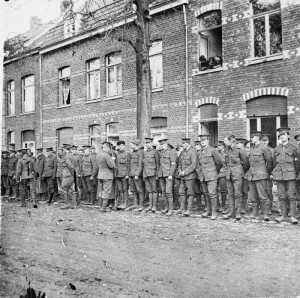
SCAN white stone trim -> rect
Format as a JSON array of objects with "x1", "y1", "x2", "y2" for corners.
[
  {"x1": 195, "y1": 97, "x2": 219, "y2": 106},
  {"x1": 242, "y1": 87, "x2": 289, "y2": 102},
  {"x1": 194, "y1": 2, "x2": 223, "y2": 18}
]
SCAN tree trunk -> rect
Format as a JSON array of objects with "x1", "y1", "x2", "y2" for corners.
[{"x1": 135, "y1": 0, "x2": 152, "y2": 140}]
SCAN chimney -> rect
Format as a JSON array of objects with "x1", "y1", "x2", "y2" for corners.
[
  {"x1": 60, "y1": 0, "x2": 71, "y2": 14},
  {"x1": 30, "y1": 16, "x2": 43, "y2": 32}
]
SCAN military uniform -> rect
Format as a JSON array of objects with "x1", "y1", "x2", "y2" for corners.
[
  {"x1": 7, "y1": 152, "x2": 18, "y2": 198},
  {"x1": 43, "y1": 149, "x2": 57, "y2": 202},
  {"x1": 1, "y1": 153, "x2": 10, "y2": 197},
  {"x1": 173, "y1": 151, "x2": 182, "y2": 209},
  {"x1": 34, "y1": 150, "x2": 47, "y2": 203},
  {"x1": 217, "y1": 144, "x2": 227, "y2": 212},
  {"x1": 55, "y1": 152, "x2": 65, "y2": 197}
]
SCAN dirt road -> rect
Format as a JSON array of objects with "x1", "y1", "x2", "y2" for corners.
[{"x1": 1, "y1": 200, "x2": 300, "y2": 297}]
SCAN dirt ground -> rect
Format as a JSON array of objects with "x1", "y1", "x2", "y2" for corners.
[{"x1": 0, "y1": 199, "x2": 300, "y2": 298}]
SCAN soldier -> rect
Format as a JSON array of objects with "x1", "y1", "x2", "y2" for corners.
[
  {"x1": 92, "y1": 141, "x2": 116, "y2": 212},
  {"x1": 34, "y1": 148, "x2": 47, "y2": 204},
  {"x1": 90, "y1": 145, "x2": 98, "y2": 203},
  {"x1": 71, "y1": 145, "x2": 81, "y2": 204},
  {"x1": 7, "y1": 149, "x2": 18, "y2": 199},
  {"x1": 55, "y1": 146, "x2": 65, "y2": 200},
  {"x1": 16, "y1": 148, "x2": 36, "y2": 207},
  {"x1": 245, "y1": 131, "x2": 273, "y2": 221},
  {"x1": 173, "y1": 143, "x2": 183, "y2": 210},
  {"x1": 223, "y1": 136, "x2": 249, "y2": 220},
  {"x1": 1, "y1": 150, "x2": 10, "y2": 198},
  {"x1": 273, "y1": 127, "x2": 299, "y2": 224},
  {"x1": 295, "y1": 133, "x2": 300, "y2": 205},
  {"x1": 60, "y1": 144, "x2": 77, "y2": 209},
  {"x1": 81, "y1": 145, "x2": 97, "y2": 204},
  {"x1": 261, "y1": 133, "x2": 275, "y2": 214},
  {"x1": 176, "y1": 137, "x2": 197, "y2": 216},
  {"x1": 157, "y1": 138, "x2": 177, "y2": 216},
  {"x1": 15, "y1": 149, "x2": 22, "y2": 199},
  {"x1": 77, "y1": 147, "x2": 85, "y2": 203},
  {"x1": 128, "y1": 140, "x2": 145, "y2": 211},
  {"x1": 42, "y1": 147, "x2": 57, "y2": 203},
  {"x1": 196, "y1": 135, "x2": 223, "y2": 220},
  {"x1": 143, "y1": 137, "x2": 160, "y2": 213},
  {"x1": 217, "y1": 140, "x2": 227, "y2": 213},
  {"x1": 115, "y1": 141, "x2": 130, "y2": 209},
  {"x1": 193, "y1": 140, "x2": 203, "y2": 211}
]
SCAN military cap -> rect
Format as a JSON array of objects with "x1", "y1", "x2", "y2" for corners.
[
  {"x1": 82, "y1": 145, "x2": 91, "y2": 149},
  {"x1": 36, "y1": 147, "x2": 43, "y2": 152},
  {"x1": 90, "y1": 145, "x2": 96, "y2": 150},
  {"x1": 21, "y1": 148, "x2": 28, "y2": 154},
  {"x1": 158, "y1": 138, "x2": 168, "y2": 144},
  {"x1": 294, "y1": 133, "x2": 300, "y2": 141},
  {"x1": 199, "y1": 134, "x2": 210, "y2": 140},
  {"x1": 194, "y1": 140, "x2": 201, "y2": 145},
  {"x1": 57, "y1": 146, "x2": 64, "y2": 151},
  {"x1": 218, "y1": 140, "x2": 225, "y2": 146},
  {"x1": 277, "y1": 127, "x2": 290, "y2": 136},
  {"x1": 236, "y1": 138, "x2": 247, "y2": 143},
  {"x1": 144, "y1": 137, "x2": 154, "y2": 143},
  {"x1": 167, "y1": 143, "x2": 174, "y2": 149},
  {"x1": 181, "y1": 137, "x2": 191, "y2": 143},
  {"x1": 130, "y1": 139, "x2": 141, "y2": 146},
  {"x1": 250, "y1": 131, "x2": 262, "y2": 137},
  {"x1": 63, "y1": 144, "x2": 72, "y2": 150},
  {"x1": 71, "y1": 145, "x2": 78, "y2": 149},
  {"x1": 261, "y1": 134, "x2": 271, "y2": 141},
  {"x1": 16, "y1": 148, "x2": 22, "y2": 153},
  {"x1": 117, "y1": 140, "x2": 125, "y2": 146},
  {"x1": 102, "y1": 141, "x2": 111, "y2": 147},
  {"x1": 2, "y1": 150, "x2": 9, "y2": 155},
  {"x1": 46, "y1": 147, "x2": 53, "y2": 152},
  {"x1": 78, "y1": 147, "x2": 84, "y2": 152},
  {"x1": 9, "y1": 149, "x2": 16, "y2": 153}
]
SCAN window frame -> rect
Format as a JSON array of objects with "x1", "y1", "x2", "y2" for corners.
[
  {"x1": 21, "y1": 75, "x2": 35, "y2": 113},
  {"x1": 87, "y1": 58, "x2": 101, "y2": 101},
  {"x1": 7, "y1": 80, "x2": 15, "y2": 116},
  {"x1": 89, "y1": 124, "x2": 101, "y2": 145},
  {"x1": 106, "y1": 122, "x2": 119, "y2": 144},
  {"x1": 106, "y1": 52, "x2": 122, "y2": 97},
  {"x1": 7, "y1": 131, "x2": 15, "y2": 149},
  {"x1": 250, "y1": 2, "x2": 282, "y2": 59},
  {"x1": 59, "y1": 66, "x2": 71, "y2": 106},
  {"x1": 149, "y1": 40, "x2": 163, "y2": 90}
]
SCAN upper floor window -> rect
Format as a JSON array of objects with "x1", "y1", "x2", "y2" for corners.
[
  {"x1": 22, "y1": 75, "x2": 35, "y2": 113},
  {"x1": 59, "y1": 66, "x2": 70, "y2": 106},
  {"x1": 198, "y1": 10, "x2": 222, "y2": 71},
  {"x1": 106, "y1": 53, "x2": 122, "y2": 97},
  {"x1": 251, "y1": 0, "x2": 282, "y2": 58},
  {"x1": 87, "y1": 58, "x2": 100, "y2": 100},
  {"x1": 64, "y1": 15, "x2": 82, "y2": 38},
  {"x1": 7, "y1": 131, "x2": 15, "y2": 150},
  {"x1": 7, "y1": 80, "x2": 15, "y2": 116},
  {"x1": 149, "y1": 40, "x2": 163, "y2": 89}
]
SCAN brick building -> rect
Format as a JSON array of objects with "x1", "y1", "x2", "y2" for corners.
[{"x1": 3, "y1": 0, "x2": 300, "y2": 152}]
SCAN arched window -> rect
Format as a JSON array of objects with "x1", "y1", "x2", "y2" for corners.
[
  {"x1": 7, "y1": 131, "x2": 15, "y2": 150},
  {"x1": 57, "y1": 127, "x2": 73, "y2": 147}
]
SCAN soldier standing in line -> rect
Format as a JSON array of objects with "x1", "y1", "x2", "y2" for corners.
[
  {"x1": 15, "y1": 149, "x2": 22, "y2": 199},
  {"x1": 261, "y1": 134, "x2": 275, "y2": 214},
  {"x1": 143, "y1": 137, "x2": 160, "y2": 213},
  {"x1": 54, "y1": 147, "x2": 65, "y2": 201},
  {"x1": 90, "y1": 145, "x2": 98, "y2": 204},
  {"x1": 193, "y1": 140, "x2": 203, "y2": 211},
  {"x1": 217, "y1": 140, "x2": 227, "y2": 213},
  {"x1": 76, "y1": 147, "x2": 85, "y2": 203},
  {"x1": 295, "y1": 133, "x2": 300, "y2": 205},
  {"x1": 42, "y1": 147, "x2": 57, "y2": 203},
  {"x1": 34, "y1": 148, "x2": 47, "y2": 204},
  {"x1": 115, "y1": 141, "x2": 130, "y2": 209},
  {"x1": 223, "y1": 136, "x2": 249, "y2": 220},
  {"x1": 16, "y1": 148, "x2": 36, "y2": 207},
  {"x1": 273, "y1": 128, "x2": 299, "y2": 224},
  {"x1": 1, "y1": 150, "x2": 10, "y2": 198},
  {"x1": 157, "y1": 138, "x2": 177, "y2": 216},
  {"x1": 71, "y1": 145, "x2": 81, "y2": 204},
  {"x1": 7, "y1": 149, "x2": 18, "y2": 199},
  {"x1": 176, "y1": 137, "x2": 197, "y2": 216},
  {"x1": 173, "y1": 143, "x2": 183, "y2": 210},
  {"x1": 127, "y1": 140, "x2": 145, "y2": 211},
  {"x1": 196, "y1": 135, "x2": 223, "y2": 220},
  {"x1": 92, "y1": 141, "x2": 116, "y2": 212},
  {"x1": 81, "y1": 145, "x2": 97, "y2": 205},
  {"x1": 245, "y1": 131, "x2": 273, "y2": 221}
]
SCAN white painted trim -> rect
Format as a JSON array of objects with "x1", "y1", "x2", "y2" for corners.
[{"x1": 257, "y1": 118, "x2": 261, "y2": 131}]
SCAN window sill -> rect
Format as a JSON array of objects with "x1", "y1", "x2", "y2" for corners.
[
  {"x1": 6, "y1": 115, "x2": 16, "y2": 118},
  {"x1": 85, "y1": 98, "x2": 102, "y2": 104},
  {"x1": 104, "y1": 95, "x2": 123, "y2": 101},
  {"x1": 245, "y1": 54, "x2": 283, "y2": 66},
  {"x1": 57, "y1": 104, "x2": 71, "y2": 109},
  {"x1": 152, "y1": 87, "x2": 163, "y2": 93},
  {"x1": 20, "y1": 112, "x2": 35, "y2": 115},
  {"x1": 193, "y1": 68, "x2": 223, "y2": 76}
]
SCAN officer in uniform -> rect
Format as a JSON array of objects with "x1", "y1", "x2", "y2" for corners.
[
  {"x1": 197, "y1": 134, "x2": 223, "y2": 220},
  {"x1": 8, "y1": 149, "x2": 18, "y2": 199},
  {"x1": 176, "y1": 137, "x2": 197, "y2": 216},
  {"x1": 173, "y1": 143, "x2": 184, "y2": 210},
  {"x1": 217, "y1": 140, "x2": 227, "y2": 213},
  {"x1": 34, "y1": 148, "x2": 47, "y2": 204},
  {"x1": 1, "y1": 150, "x2": 10, "y2": 198},
  {"x1": 16, "y1": 148, "x2": 36, "y2": 207},
  {"x1": 90, "y1": 145, "x2": 98, "y2": 203},
  {"x1": 54, "y1": 146, "x2": 65, "y2": 200},
  {"x1": 143, "y1": 137, "x2": 160, "y2": 213},
  {"x1": 295, "y1": 133, "x2": 300, "y2": 204},
  {"x1": 157, "y1": 138, "x2": 177, "y2": 216},
  {"x1": 194, "y1": 140, "x2": 203, "y2": 211},
  {"x1": 92, "y1": 141, "x2": 116, "y2": 212},
  {"x1": 273, "y1": 127, "x2": 299, "y2": 224},
  {"x1": 77, "y1": 147, "x2": 85, "y2": 203},
  {"x1": 71, "y1": 145, "x2": 82, "y2": 204},
  {"x1": 245, "y1": 131, "x2": 273, "y2": 221},
  {"x1": 42, "y1": 147, "x2": 57, "y2": 203}
]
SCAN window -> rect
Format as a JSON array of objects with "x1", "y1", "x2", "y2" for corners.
[
  {"x1": 106, "y1": 122, "x2": 119, "y2": 144},
  {"x1": 7, "y1": 80, "x2": 15, "y2": 116},
  {"x1": 57, "y1": 127, "x2": 73, "y2": 147},
  {"x1": 251, "y1": 0, "x2": 282, "y2": 58},
  {"x1": 22, "y1": 75, "x2": 35, "y2": 113},
  {"x1": 87, "y1": 59, "x2": 100, "y2": 100},
  {"x1": 150, "y1": 117, "x2": 167, "y2": 144},
  {"x1": 7, "y1": 131, "x2": 15, "y2": 150},
  {"x1": 89, "y1": 124, "x2": 102, "y2": 152},
  {"x1": 64, "y1": 15, "x2": 82, "y2": 38},
  {"x1": 106, "y1": 53, "x2": 122, "y2": 97},
  {"x1": 59, "y1": 67, "x2": 70, "y2": 106},
  {"x1": 22, "y1": 130, "x2": 35, "y2": 153},
  {"x1": 150, "y1": 40, "x2": 163, "y2": 89},
  {"x1": 198, "y1": 10, "x2": 222, "y2": 71}
]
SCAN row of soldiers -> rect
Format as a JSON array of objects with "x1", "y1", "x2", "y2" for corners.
[{"x1": 1, "y1": 127, "x2": 299, "y2": 224}]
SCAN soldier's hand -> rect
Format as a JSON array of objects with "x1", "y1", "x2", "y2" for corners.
[
  {"x1": 125, "y1": 175, "x2": 129, "y2": 179},
  {"x1": 134, "y1": 175, "x2": 139, "y2": 180},
  {"x1": 111, "y1": 156, "x2": 116, "y2": 161},
  {"x1": 90, "y1": 176, "x2": 94, "y2": 180},
  {"x1": 270, "y1": 174, "x2": 273, "y2": 180},
  {"x1": 167, "y1": 175, "x2": 173, "y2": 180}
]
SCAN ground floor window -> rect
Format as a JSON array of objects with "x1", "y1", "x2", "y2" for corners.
[
  {"x1": 106, "y1": 122, "x2": 119, "y2": 146},
  {"x1": 22, "y1": 130, "x2": 35, "y2": 153},
  {"x1": 57, "y1": 127, "x2": 73, "y2": 147},
  {"x1": 89, "y1": 124, "x2": 102, "y2": 152}
]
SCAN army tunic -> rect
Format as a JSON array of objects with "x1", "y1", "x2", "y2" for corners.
[
  {"x1": 34, "y1": 154, "x2": 47, "y2": 195},
  {"x1": 1, "y1": 156, "x2": 10, "y2": 193},
  {"x1": 116, "y1": 150, "x2": 130, "y2": 193},
  {"x1": 129, "y1": 149, "x2": 144, "y2": 195},
  {"x1": 218, "y1": 150, "x2": 227, "y2": 197},
  {"x1": 143, "y1": 148, "x2": 160, "y2": 193},
  {"x1": 81, "y1": 154, "x2": 97, "y2": 201},
  {"x1": 8, "y1": 156, "x2": 18, "y2": 196},
  {"x1": 43, "y1": 153, "x2": 57, "y2": 196},
  {"x1": 60, "y1": 152, "x2": 76, "y2": 197}
]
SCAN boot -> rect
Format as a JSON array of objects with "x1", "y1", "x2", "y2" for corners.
[
  {"x1": 60, "y1": 194, "x2": 72, "y2": 209},
  {"x1": 275, "y1": 200, "x2": 288, "y2": 223},
  {"x1": 201, "y1": 196, "x2": 211, "y2": 218},
  {"x1": 90, "y1": 190, "x2": 95, "y2": 205},
  {"x1": 289, "y1": 201, "x2": 298, "y2": 224},
  {"x1": 245, "y1": 202, "x2": 259, "y2": 220},
  {"x1": 118, "y1": 192, "x2": 125, "y2": 209},
  {"x1": 241, "y1": 196, "x2": 247, "y2": 214},
  {"x1": 71, "y1": 193, "x2": 77, "y2": 209},
  {"x1": 101, "y1": 198, "x2": 109, "y2": 212},
  {"x1": 144, "y1": 193, "x2": 153, "y2": 212},
  {"x1": 10, "y1": 185, "x2": 17, "y2": 199},
  {"x1": 219, "y1": 194, "x2": 227, "y2": 212},
  {"x1": 183, "y1": 196, "x2": 193, "y2": 216},
  {"x1": 123, "y1": 191, "x2": 129, "y2": 209},
  {"x1": 166, "y1": 196, "x2": 173, "y2": 216},
  {"x1": 174, "y1": 196, "x2": 186, "y2": 214},
  {"x1": 263, "y1": 202, "x2": 270, "y2": 221},
  {"x1": 19, "y1": 194, "x2": 26, "y2": 207},
  {"x1": 138, "y1": 193, "x2": 144, "y2": 211},
  {"x1": 211, "y1": 200, "x2": 218, "y2": 220},
  {"x1": 235, "y1": 199, "x2": 242, "y2": 220},
  {"x1": 269, "y1": 198, "x2": 273, "y2": 215},
  {"x1": 126, "y1": 193, "x2": 138, "y2": 211},
  {"x1": 161, "y1": 194, "x2": 168, "y2": 214},
  {"x1": 223, "y1": 197, "x2": 235, "y2": 219},
  {"x1": 151, "y1": 193, "x2": 158, "y2": 213}
]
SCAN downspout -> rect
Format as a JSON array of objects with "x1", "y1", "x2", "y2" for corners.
[
  {"x1": 183, "y1": 4, "x2": 189, "y2": 137},
  {"x1": 39, "y1": 53, "x2": 43, "y2": 147}
]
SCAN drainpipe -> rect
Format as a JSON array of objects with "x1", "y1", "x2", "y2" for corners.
[
  {"x1": 39, "y1": 53, "x2": 43, "y2": 147},
  {"x1": 183, "y1": 4, "x2": 189, "y2": 137}
]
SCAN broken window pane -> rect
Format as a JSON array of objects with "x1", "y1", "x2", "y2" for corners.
[
  {"x1": 254, "y1": 17, "x2": 266, "y2": 57},
  {"x1": 252, "y1": 0, "x2": 280, "y2": 15},
  {"x1": 269, "y1": 12, "x2": 282, "y2": 55}
]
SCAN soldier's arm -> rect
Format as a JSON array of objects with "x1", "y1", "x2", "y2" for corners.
[
  {"x1": 294, "y1": 146, "x2": 299, "y2": 177},
  {"x1": 65, "y1": 157, "x2": 75, "y2": 177},
  {"x1": 184, "y1": 150, "x2": 197, "y2": 175},
  {"x1": 263, "y1": 147, "x2": 273, "y2": 175},
  {"x1": 212, "y1": 149, "x2": 223, "y2": 173},
  {"x1": 136, "y1": 150, "x2": 144, "y2": 176},
  {"x1": 169, "y1": 150, "x2": 177, "y2": 176},
  {"x1": 91, "y1": 155, "x2": 99, "y2": 177},
  {"x1": 154, "y1": 150, "x2": 160, "y2": 177},
  {"x1": 106, "y1": 154, "x2": 116, "y2": 169},
  {"x1": 16, "y1": 160, "x2": 22, "y2": 181},
  {"x1": 126, "y1": 153, "x2": 130, "y2": 177},
  {"x1": 240, "y1": 148, "x2": 250, "y2": 173}
]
